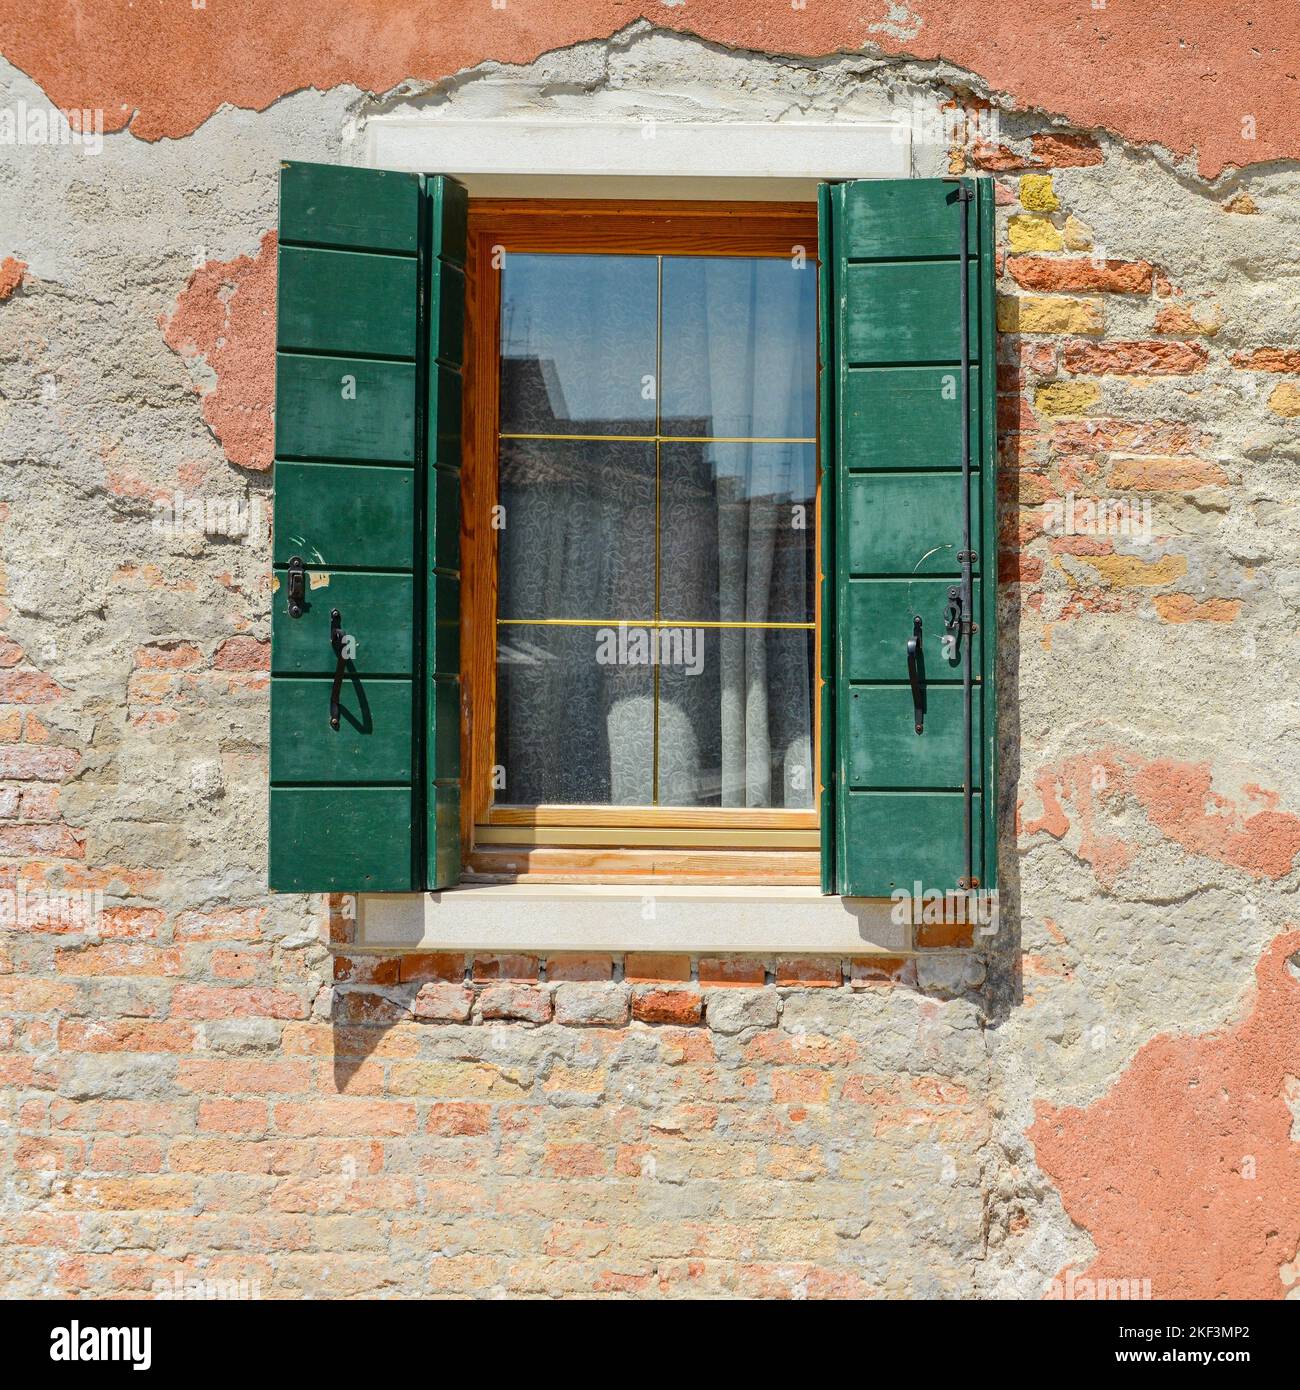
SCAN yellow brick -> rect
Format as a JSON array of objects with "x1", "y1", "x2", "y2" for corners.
[
  {"x1": 542, "y1": 1064, "x2": 607, "y2": 1095},
  {"x1": 1034, "y1": 381, "x2": 1100, "y2": 416},
  {"x1": 1079, "y1": 554, "x2": 1188, "y2": 586},
  {"x1": 1019, "y1": 174, "x2": 1060, "y2": 212},
  {"x1": 997, "y1": 294, "x2": 1105, "y2": 335},
  {"x1": 1063, "y1": 214, "x2": 1094, "y2": 250},
  {"x1": 1007, "y1": 214, "x2": 1063, "y2": 251},
  {"x1": 1267, "y1": 381, "x2": 1300, "y2": 417}
]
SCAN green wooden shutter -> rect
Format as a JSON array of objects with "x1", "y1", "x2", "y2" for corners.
[
  {"x1": 820, "y1": 177, "x2": 997, "y2": 897},
  {"x1": 269, "y1": 162, "x2": 466, "y2": 893}
]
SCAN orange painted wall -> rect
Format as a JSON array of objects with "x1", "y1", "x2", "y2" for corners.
[{"x1": 0, "y1": 1, "x2": 1295, "y2": 174}]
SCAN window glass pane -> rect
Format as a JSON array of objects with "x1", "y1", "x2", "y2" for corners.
[
  {"x1": 657, "y1": 628, "x2": 815, "y2": 808},
  {"x1": 493, "y1": 250, "x2": 816, "y2": 813},
  {"x1": 659, "y1": 442, "x2": 815, "y2": 625},
  {"x1": 495, "y1": 625, "x2": 653, "y2": 805},
  {"x1": 660, "y1": 256, "x2": 817, "y2": 440},
  {"x1": 498, "y1": 439, "x2": 655, "y2": 622},
  {"x1": 500, "y1": 254, "x2": 657, "y2": 436}
]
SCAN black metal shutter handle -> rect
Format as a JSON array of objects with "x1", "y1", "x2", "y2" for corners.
[
  {"x1": 328, "y1": 608, "x2": 349, "y2": 731},
  {"x1": 907, "y1": 615, "x2": 926, "y2": 735}
]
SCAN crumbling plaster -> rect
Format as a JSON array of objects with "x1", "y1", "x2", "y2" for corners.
[{"x1": 1, "y1": 2, "x2": 1296, "y2": 175}]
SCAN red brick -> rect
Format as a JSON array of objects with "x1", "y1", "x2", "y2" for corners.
[
  {"x1": 333, "y1": 990, "x2": 410, "y2": 1025},
  {"x1": 631, "y1": 987, "x2": 702, "y2": 1026},
  {"x1": 133, "y1": 642, "x2": 202, "y2": 669},
  {"x1": 0, "y1": 747, "x2": 79, "y2": 780},
  {"x1": 397, "y1": 952, "x2": 464, "y2": 984},
  {"x1": 426, "y1": 1102, "x2": 491, "y2": 1136},
  {"x1": 177, "y1": 1059, "x2": 311, "y2": 1093},
  {"x1": 1006, "y1": 256, "x2": 1153, "y2": 294},
  {"x1": 546, "y1": 953, "x2": 614, "y2": 982},
  {"x1": 998, "y1": 393, "x2": 1038, "y2": 432},
  {"x1": 479, "y1": 984, "x2": 552, "y2": 1023},
  {"x1": 698, "y1": 958, "x2": 766, "y2": 987},
  {"x1": 1049, "y1": 418, "x2": 1204, "y2": 455},
  {"x1": 272, "y1": 1099, "x2": 417, "y2": 1137},
  {"x1": 624, "y1": 952, "x2": 691, "y2": 983},
  {"x1": 1154, "y1": 304, "x2": 1216, "y2": 337},
  {"x1": 212, "y1": 635, "x2": 269, "y2": 670},
  {"x1": 0, "y1": 823, "x2": 82, "y2": 857},
  {"x1": 542, "y1": 1143, "x2": 604, "y2": 1178},
  {"x1": 96, "y1": 907, "x2": 165, "y2": 939},
  {"x1": 0, "y1": 256, "x2": 25, "y2": 299},
  {"x1": 18, "y1": 784, "x2": 59, "y2": 820},
  {"x1": 1061, "y1": 339, "x2": 1209, "y2": 376},
  {"x1": 57, "y1": 1019, "x2": 193, "y2": 1052},
  {"x1": 88, "y1": 1136, "x2": 164, "y2": 1172},
  {"x1": 173, "y1": 907, "x2": 263, "y2": 941},
  {"x1": 198, "y1": 1099, "x2": 267, "y2": 1133},
  {"x1": 471, "y1": 954, "x2": 539, "y2": 982},
  {"x1": 0, "y1": 670, "x2": 62, "y2": 704},
  {"x1": 165, "y1": 1139, "x2": 272, "y2": 1175},
  {"x1": 52, "y1": 1100, "x2": 185, "y2": 1134},
  {"x1": 1030, "y1": 132, "x2": 1103, "y2": 166},
  {"x1": 1107, "y1": 456, "x2": 1228, "y2": 491},
  {"x1": 413, "y1": 982, "x2": 473, "y2": 1022},
  {"x1": 849, "y1": 957, "x2": 912, "y2": 988},
  {"x1": 1230, "y1": 346, "x2": 1300, "y2": 373},
  {"x1": 1154, "y1": 594, "x2": 1243, "y2": 623},
  {"x1": 333, "y1": 954, "x2": 400, "y2": 985},
  {"x1": 172, "y1": 985, "x2": 308, "y2": 1020},
  {"x1": 771, "y1": 1069, "x2": 835, "y2": 1104},
  {"x1": 774, "y1": 958, "x2": 843, "y2": 988},
  {"x1": 969, "y1": 140, "x2": 1034, "y2": 172},
  {"x1": 54, "y1": 943, "x2": 181, "y2": 976},
  {"x1": 15, "y1": 1136, "x2": 85, "y2": 1172}
]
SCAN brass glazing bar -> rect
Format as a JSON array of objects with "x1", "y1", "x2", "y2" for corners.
[
  {"x1": 652, "y1": 254, "x2": 663, "y2": 806},
  {"x1": 500, "y1": 432, "x2": 817, "y2": 444},
  {"x1": 497, "y1": 618, "x2": 815, "y2": 630}
]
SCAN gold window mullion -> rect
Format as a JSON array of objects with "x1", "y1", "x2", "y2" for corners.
[{"x1": 652, "y1": 253, "x2": 663, "y2": 807}]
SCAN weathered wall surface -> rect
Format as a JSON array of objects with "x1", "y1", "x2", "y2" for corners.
[{"x1": 1, "y1": 19, "x2": 1298, "y2": 1299}]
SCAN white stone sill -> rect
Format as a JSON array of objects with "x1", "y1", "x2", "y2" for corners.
[{"x1": 355, "y1": 884, "x2": 921, "y2": 955}]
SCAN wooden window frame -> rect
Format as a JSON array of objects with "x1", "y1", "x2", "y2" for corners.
[{"x1": 461, "y1": 198, "x2": 821, "y2": 884}]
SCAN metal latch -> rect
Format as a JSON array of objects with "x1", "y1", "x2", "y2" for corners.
[{"x1": 286, "y1": 556, "x2": 306, "y2": 619}]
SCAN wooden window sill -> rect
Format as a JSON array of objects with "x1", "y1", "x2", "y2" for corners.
[{"x1": 463, "y1": 847, "x2": 820, "y2": 884}]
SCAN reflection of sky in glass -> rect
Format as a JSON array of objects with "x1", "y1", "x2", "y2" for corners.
[{"x1": 500, "y1": 254, "x2": 657, "y2": 431}]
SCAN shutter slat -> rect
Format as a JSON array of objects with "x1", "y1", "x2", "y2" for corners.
[
  {"x1": 271, "y1": 463, "x2": 416, "y2": 570},
  {"x1": 276, "y1": 247, "x2": 418, "y2": 358},
  {"x1": 274, "y1": 356, "x2": 417, "y2": 463},
  {"x1": 278, "y1": 162, "x2": 420, "y2": 254}
]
